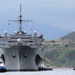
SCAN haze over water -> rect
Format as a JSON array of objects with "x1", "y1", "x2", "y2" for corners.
[{"x1": 0, "y1": 0, "x2": 75, "y2": 40}]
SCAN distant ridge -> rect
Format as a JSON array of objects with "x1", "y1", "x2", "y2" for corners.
[{"x1": 61, "y1": 31, "x2": 75, "y2": 41}]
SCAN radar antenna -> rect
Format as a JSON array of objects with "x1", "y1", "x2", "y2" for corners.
[{"x1": 9, "y1": 4, "x2": 32, "y2": 32}]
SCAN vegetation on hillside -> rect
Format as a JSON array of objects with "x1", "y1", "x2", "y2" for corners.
[
  {"x1": 61, "y1": 31, "x2": 75, "y2": 41},
  {"x1": 45, "y1": 44, "x2": 75, "y2": 68},
  {"x1": 44, "y1": 31, "x2": 75, "y2": 68}
]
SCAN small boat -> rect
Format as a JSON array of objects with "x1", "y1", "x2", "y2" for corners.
[{"x1": 0, "y1": 58, "x2": 6, "y2": 72}]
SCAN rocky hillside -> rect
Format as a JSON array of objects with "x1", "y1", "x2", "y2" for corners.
[
  {"x1": 61, "y1": 31, "x2": 75, "y2": 41},
  {"x1": 45, "y1": 44, "x2": 75, "y2": 68},
  {"x1": 45, "y1": 31, "x2": 75, "y2": 68}
]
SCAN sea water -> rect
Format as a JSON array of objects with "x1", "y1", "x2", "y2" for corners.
[{"x1": 0, "y1": 69, "x2": 75, "y2": 75}]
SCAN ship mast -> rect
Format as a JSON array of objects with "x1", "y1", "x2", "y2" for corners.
[
  {"x1": 19, "y1": 4, "x2": 22, "y2": 31},
  {"x1": 9, "y1": 4, "x2": 32, "y2": 32}
]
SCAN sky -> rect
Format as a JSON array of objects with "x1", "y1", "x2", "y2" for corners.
[{"x1": 0, "y1": 0, "x2": 75, "y2": 40}]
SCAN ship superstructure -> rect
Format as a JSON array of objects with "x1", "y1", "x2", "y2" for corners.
[{"x1": 0, "y1": 4, "x2": 45, "y2": 71}]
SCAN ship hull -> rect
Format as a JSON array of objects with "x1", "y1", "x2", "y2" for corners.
[{"x1": 0, "y1": 46, "x2": 44, "y2": 71}]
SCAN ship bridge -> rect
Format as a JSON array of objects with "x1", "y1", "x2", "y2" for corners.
[
  {"x1": 0, "y1": 31, "x2": 44, "y2": 48},
  {"x1": 8, "y1": 31, "x2": 44, "y2": 47}
]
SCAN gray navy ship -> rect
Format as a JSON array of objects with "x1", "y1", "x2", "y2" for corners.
[{"x1": 0, "y1": 4, "x2": 45, "y2": 71}]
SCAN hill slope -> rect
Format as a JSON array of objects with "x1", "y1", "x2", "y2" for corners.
[
  {"x1": 61, "y1": 31, "x2": 75, "y2": 41},
  {"x1": 45, "y1": 31, "x2": 75, "y2": 68},
  {"x1": 45, "y1": 44, "x2": 75, "y2": 68}
]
